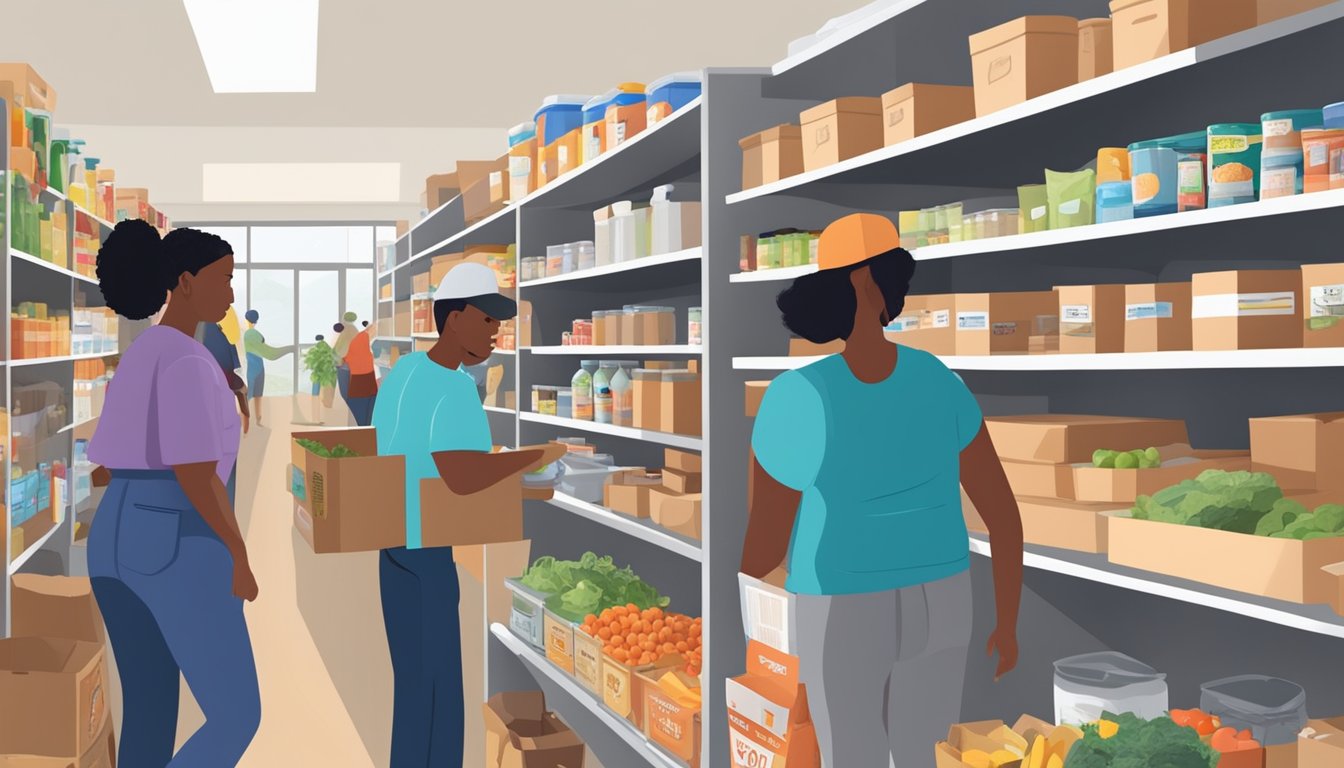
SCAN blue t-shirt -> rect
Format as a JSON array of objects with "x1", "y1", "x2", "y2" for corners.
[
  {"x1": 371, "y1": 352, "x2": 491, "y2": 549},
  {"x1": 751, "y1": 346, "x2": 983, "y2": 596}
]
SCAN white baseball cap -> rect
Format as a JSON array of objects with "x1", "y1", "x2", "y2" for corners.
[{"x1": 433, "y1": 262, "x2": 517, "y2": 320}]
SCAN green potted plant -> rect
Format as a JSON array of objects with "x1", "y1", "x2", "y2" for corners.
[{"x1": 304, "y1": 335, "x2": 338, "y2": 409}]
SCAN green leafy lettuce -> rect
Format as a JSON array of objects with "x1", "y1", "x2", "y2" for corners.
[
  {"x1": 1132, "y1": 470, "x2": 1344, "y2": 540},
  {"x1": 1065, "y1": 712, "x2": 1218, "y2": 768},
  {"x1": 519, "y1": 551, "x2": 671, "y2": 622}
]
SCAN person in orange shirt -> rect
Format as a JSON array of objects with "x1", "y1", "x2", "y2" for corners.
[{"x1": 344, "y1": 319, "x2": 378, "y2": 426}]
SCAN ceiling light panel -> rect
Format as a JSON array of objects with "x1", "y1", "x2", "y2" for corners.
[
  {"x1": 184, "y1": 0, "x2": 319, "y2": 93},
  {"x1": 202, "y1": 163, "x2": 401, "y2": 203}
]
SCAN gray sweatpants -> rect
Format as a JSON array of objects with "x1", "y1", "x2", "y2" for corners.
[{"x1": 796, "y1": 570, "x2": 973, "y2": 768}]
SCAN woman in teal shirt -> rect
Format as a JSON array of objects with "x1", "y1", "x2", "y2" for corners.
[{"x1": 741, "y1": 213, "x2": 1024, "y2": 767}]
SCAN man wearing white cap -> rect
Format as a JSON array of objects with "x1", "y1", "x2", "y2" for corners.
[{"x1": 372, "y1": 261, "x2": 566, "y2": 766}]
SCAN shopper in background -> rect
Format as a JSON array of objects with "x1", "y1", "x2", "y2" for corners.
[
  {"x1": 196, "y1": 305, "x2": 250, "y2": 506},
  {"x1": 333, "y1": 311, "x2": 359, "y2": 408},
  {"x1": 242, "y1": 308, "x2": 292, "y2": 427},
  {"x1": 740, "y1": 213, "x2": 1024, "y2": 768},
  {"x1": 343, "y1": 315, "x2": 379, "y2": 427},
  {"x1": 372, "y1": 262, "x2": 566, "y2": 767},
  {"x1": 87, "y1": 220, "x2": 261, "y2": 767}
]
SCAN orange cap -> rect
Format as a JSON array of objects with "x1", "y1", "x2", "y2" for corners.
[{"x1": 817, "y1": 213, "x2": 901, "y2": 271}]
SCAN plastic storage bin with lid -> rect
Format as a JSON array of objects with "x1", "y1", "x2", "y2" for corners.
[
  {"x1": 605, "y1": 83, "x2": 647, "y2": 155},
  {"x1": 581, "y1": 84, "x2": 644, "y2": 165},
  {"x1": 508, "y1": 122, "x2": 538, "y2": 202},
  {"x1": 1128, "y1": 131, "x2": 1206, "y2": 218},
  {"x1": 1260, "y1": 109, "x2": 1323, "y2": 200},
  {"x1": 534, "y1": 95, "x2": 590, "y2": 186},
  {"x1": 1096, "y1": 181, "x2": 1133, "y2": 223},
  {"x1": 1053, "y1": 651, "x2": 1169, "y2": 726},
  {"x1": 647, "y1": 72, "x2": 701, "y2": 124},
  {"x1": 1200, "y1": 675, "x2": 1307, "y2": 746},
  {"x1": 1207, "y1": 123, "x2": 1263, "y2": 208},
  {"x1": 1326, "y1": 101, "x2": 1344, "y2": 130}
]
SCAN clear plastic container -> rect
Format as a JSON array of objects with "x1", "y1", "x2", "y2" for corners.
[
  {"x1": 558, "y1": 454, "x2": 624, "y2": 503},
  {"x1": 557, "y1": 387, "x2": 573, "y2": 419},
  {"x1": 1096, "y1": 181, "x2": 1134, "y2": 223},
  {"x1": 594, "y1": 362, "x2": 616, "y2": 424},
  {"x1": 688, "y1": 307, "x2": 703, "y2": 346},
  {"x1": 571, "y1": 362, "x2": 595, "y2": 421},
  {"x1": 576, "y1": 241, "x2": 596, "y2": 271},
  {"x1": 1200, "y1": 676, "x2": 1307, "y2": 747},
  {"x1": 611, "y1": 366, "x2": 633, "y2": 427},
  {"x1": 546, "y1": 245, "x2": 566, "y2": 276},
  {"x1": 533, "y1": 386, "x2": 558, "y2": 417},
  {"x1": 1053, "y1": 652, "x2": 1169, "y2": 726}
]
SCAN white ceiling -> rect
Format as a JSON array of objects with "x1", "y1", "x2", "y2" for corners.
[{"x1": 3, "y1": 0, "x2": 862, "y2": 128}]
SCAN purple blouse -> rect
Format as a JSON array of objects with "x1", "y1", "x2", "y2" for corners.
[{"x1": 89, "y1": 325, "x2": 241, "y2": 484}]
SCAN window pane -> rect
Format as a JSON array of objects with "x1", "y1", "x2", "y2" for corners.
[
  {"x1": 196, "y1": 226, "x2": 249, "y2": 263},
  {"x1": 298, "y1": 270, "x2": 340, "y2": 346},
  {"x1": 248, "y1": 269, "x2": 296, "y2": 397},
  {"x1": 345, "y1": 269, "x2": 374, "y2": 332},
  {"x1": 232, "y1": 267, "x2": 249, "y2": 328},
  {"x1": 375, "y1": 226, "x2": 396, "y2": 246},
  {"x1": 250, "y1": 226, "x2": 370, "y2": 264}
]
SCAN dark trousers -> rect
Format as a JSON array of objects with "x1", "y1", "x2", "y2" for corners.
[
  {"x1": 89, "y1": 471, "x2": 261, "y2": 767},
  {"x1": 348, "y1": 395, "x2": 376, "y2": 426},
  {"x1": 337, "y1": 365, "x2": 351, "y2": 403},
  {"x1": 380, "y1": 546, "x2": 463, "y2": 768}
]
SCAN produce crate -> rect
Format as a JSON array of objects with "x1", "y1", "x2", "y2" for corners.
[
  {"x1": 573, "y1": 627, "x2": 604, "y2": 695},
  {"x1": 602, "y1": 653, "x2": 684, "y2": 731},
  {"x1": 1072, "y1": 451, "x2": 1250, "y2": 503},
  {"x1": 504, "y1": 578, "x2": 548, "y2": 649},
  {"x1": 542, "y1": 608, "x2": 579, "y2": 675},
  {"x1": 1106, "y1": 509, "x2": 1344, "y2": 608}
]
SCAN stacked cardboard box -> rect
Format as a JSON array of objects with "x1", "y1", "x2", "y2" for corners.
[
  {"x1": 604, "y1": 449, "x2": 703, "y2": 541},
  {"x1": 0, "y1": 576, "x2": 116, "y2": 766}
]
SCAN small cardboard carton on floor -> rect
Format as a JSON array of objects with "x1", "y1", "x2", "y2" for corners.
[
  {"x1": 986, "y1": 415, "x2": 1189, "y2": 465},
  {"x1": 10, "y1": 575, "x2": 105, "y2": 644},
  {"x1": 1192, "y1": 269, "x2": 1302, "y2": 351},
  {"x1": 482, "y1": 692, "x2": 586, "y2": 768},
  {"x1": 725, "y1": 640, "x2": 820, "y2": 768},
  {"x1": 0, "y1": 715, "x2": 116, "y2": 768},
  {"x1": 289, "y1": 428, "x2": 407, "y2": 554},
  {"x1": 1250, "y1": 413, "x2": 1344, "y2": 493},
  {"x1": 1106, "y1": 494, "x2": 1344, "y2": 606},
  {"x1": 1071, "y1": 448, "x2": 1251, "y2": 503},
  {"x1": 0, "y1": 639, "x2": 110, "y2": 759}
]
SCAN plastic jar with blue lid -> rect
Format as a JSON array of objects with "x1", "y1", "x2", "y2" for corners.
[
  {"x1": 1261, "y1": 110, "x2": 1323, "y2": 199},
  {"x1": 1129, "y1": 131, "x2": 1206, "y2": 218}
]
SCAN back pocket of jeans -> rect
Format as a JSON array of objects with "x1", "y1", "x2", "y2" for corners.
[{"x1": 117, "y1": 504, "x2": 183, "y2": 576}]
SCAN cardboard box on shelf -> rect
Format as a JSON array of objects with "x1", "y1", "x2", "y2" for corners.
[
  {"x1": 1250, "y1": 413, "x2": 1344, "y2": 493},
  {"x1": 1110, "y1": 0, "x2": 1257, "y2": 70},
  {"x1": 738, "y1": 569, "x2": 796, "y2": 655},
  {"x1": 1192, "y1": 269, "x2": 1302, "y2": 351},
  {"x1": 890, "y1": 291, "x2": 1059, "y2": 356},
  {"x1": 880, "y1": 83, "x2": 975, "y2": 147},
  {"x1": 605, "y1": 471, "x2": 663, "y2": 519},
  {"x1": 739, "y1": 125, "x2": 803, "y2": 190},
  {"x1": 726, "y1": 640, "x2": 820, "y2": 768},
  {"x1": 0, "y1": 639, "x2": 109, "y2": 759},
  {"x1": 289, "y1": 429, "x2": 407, "y2": 554},
  {"x1": 1300, "y1": 717, "x2": 1344, "y2": 767},
  {"x1": 0, "y1": 63, "x2": 56, "y2": 110},
  {"x1": 799, "y1": 97, "x2": 883, "y2": 173},
  {"x1": 603, "y1": 654, "x2": 682, "y2": 730},
  {"x1": 1058, "y1": 283, "x2": 1127, "y2": 355},
  {"x1": 395, "y1": 220, "x2": 410, "y2": 239},
  {"x1": 419, "y1": 462, "x2": 536, "y2": 548},
  {"x1": 1259, "y1": 0, "x2": 1335, "y2": 24},
  {"x1": 517, "y1": 300, "x2": 533, "y2": 349},
  {"x1": 788, "y1": 338, "x2": 844, "y2": 357},
  {"x1": 1001, "y1": 460, "x2": 1077, "y2": 499},
  {"x1": 641, "y1": 668, "x2": 703, "y2": 767},
  {"x1": 665, "y1": 449, "x2": 703, "y2": 475},
  {"x1": 968, "y1": 16, "x2": 1079, "y2": 117},
  {"x1": 10, "y1": 576, "x2": 104, "y2": 644},
  {"x1": 1125, "y1": 282, "x2": 1193, "y2": 353},
  {"x1": 10, "y1": 148, "x2": 37, "y2": 182},
  {"x1": 412, "y1": 271, "x2": 431, "y2": 295},
  {"x1": 1078, "y1": 17, "x2": 1114, "y2": 80},
  {"x1": 572, "y1": 625, "x2": 604, "y2": 695},
  {"x1": 650, "y1": 489, "x2": 702, "y2": 541},
  {"x1": 660, "y1": 371, "x2": 701, "y2": 437},
  {"x1": 986, "y1": 415, "x2": 1189, "y2": 465},
  {"x1": 1013, "y1": 496, "x2": 1116, "y2": 553},
  {"x1": 1302, "y1": 263, "x2": 1344, "y2": 349},
  {"x1": 424, "y1": 172, "x2": 459, "y2": 210},
  {"x1": 482, "y1": 691, "x2": 585, "y2": 768},
  {"x1": 463, "y1": 175, "x2": 504, "y2": 225},
  {"x1": 1073, "y1": 450, "x2": 1251, "y2": 503},
  {"x1": 663, "y1": 468, "x2": 702, "y2": 495},
  {"x1": 542, "y1": 609, "x2": 577, "y2": 675},
  {"x1": 1106, "y1": 498, "x2": 1344, "y2": 606},
  {"x1": 746, "y1": 381, "x2": 769, "y2": 419}
]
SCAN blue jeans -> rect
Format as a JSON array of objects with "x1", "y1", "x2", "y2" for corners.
[
  {"x1": 380, "y1": 546, "x2": 463, "y2": 768},
  {"x1": 88, "y1": 470, "x2": 260, "y2": 768}
]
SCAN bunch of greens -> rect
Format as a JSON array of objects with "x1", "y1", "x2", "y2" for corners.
[
  {"x1": 295, "y1": 438, "x2": 359, "y2": 458},
  {"x1": 1093, "y1": 447, "x2": 1162, "y2": 470},
  {"x1": 303, "y1": 340, "x2": 338, "y2": 389},
  {"x1": 1065, "y1": 712, "x2": 1218, "y2": 768},
  {"x1": 520, "y1": 552, "x2": 670, "y2": 622},
  {"x1": 1132, "y1": 470, "x2": 1344, "y2": 539}
]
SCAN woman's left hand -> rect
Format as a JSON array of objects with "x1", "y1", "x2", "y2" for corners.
[
  {"x1": 91, "y1": 466, "x2": 111, "y2": 488},
  {"x1": 987, "y1": 625, "x2": 1019, "y2": 681}
]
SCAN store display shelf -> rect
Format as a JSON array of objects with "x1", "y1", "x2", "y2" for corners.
[
  {"x1": 520, "y1": 248, "x2": 703, "y2": 288},
  {"x1": 968, "y1": 535, "x2": 1344, "y2": 639},
  {"x1": 546, "y1": 493, "x2": 703, "y2": 562},
  {"x1": 11, "y1": 248, "x2": 98, "y2": 285},
  {"x1": 374, "y1": 336, "x2": 413, "y2": 344},
  {"x1": 525, "y1": 345, "x2": 702, "y2": 356},
  {"x1": 732, "y1": 3, "x2": 1344, "y2": 203},
  {"x1": 484, "y1": 405, "x2": 516, "y2": 416},
  {"x1": 411, "y1": 333, "x2": 437, "y2": 341},
  {"x1": 730, "y1": 264, "x2": 818, "y2": 284},
  {"x1": 11, "y1": 351, "x2": 118, "y2": 368},
  {"x1": 8, "y1": 522, "x2": 63, "y2": 576},
  {"x1": 734, "y1": 348, "x2": 1344, "y2": 372},
  {"x1": 490, "y1": 624, "x2": 684, "y2": 768},
  {"x1": 58, "y1": 414, "x2": 99, "y2": 434},
  {"x1": 378, "y1": 297, "x2": 393, "y2": 304},
  {"x1": 520, "y1": 412, "x2": 703, "y2": 451},
  {"x1": 73, "y1": 204, "x2": 115, "y2": 231},
  {"x1": 493, "y1": 349, "x2": 517, "y2": 357},
  {"x1": 41, "y1": 186, "x2": 67, "y2": 202},
  {"x1": 406, "y1": 205, "x2": 517, "y2": 268}
]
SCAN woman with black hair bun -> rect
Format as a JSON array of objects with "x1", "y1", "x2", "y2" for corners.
[
  {"x1": 86, "y1": 220, "x2": 261, "y2": 766},
  {"x1": 740, "y1": 213, "x2": 1025, "y2": 767}
]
